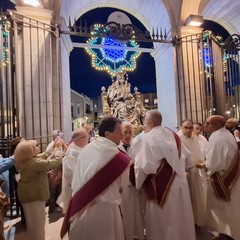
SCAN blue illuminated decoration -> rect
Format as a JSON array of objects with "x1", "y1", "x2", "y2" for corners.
[
  {"x1": 203, "y1": 45, "x2": 212, "y2": 67},
  {"x1": 85, "y1": 24, "x2": 141, "y2": 75},
  {"x1": 203, "y1": 43, "x2": 212, "y2": 67},
  {"x1": 101, "y1": 38, "x2": 126, "y2": 62},
  {"x1": 0, "y1": 19, "x2": 10, "y2": 65}
]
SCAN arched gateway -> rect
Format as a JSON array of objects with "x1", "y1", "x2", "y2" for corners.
[{"x1": 0, "y1": 0, "x2": 240, "y2": 153}]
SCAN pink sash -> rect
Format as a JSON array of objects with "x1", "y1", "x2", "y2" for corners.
[
  {"x1": 144, "y1": 130, "x2": 181, "y2": 207},
  {"x1": 211, "y1": 150, "x2": 240, "y2": 201},
  {"x1": 60, "y1": 151, "x2": 130, "y2": 238}
]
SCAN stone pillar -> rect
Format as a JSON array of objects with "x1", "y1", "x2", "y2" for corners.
[
  {"x1": 151, "y1": 43, "x2": 178, "y2": 130},
  {"x1": 60, "y1": 19, "x2": 73, "y2": 142},
  {"x1": 14, "y1": 6, "x2": 72, "y2": 143}
]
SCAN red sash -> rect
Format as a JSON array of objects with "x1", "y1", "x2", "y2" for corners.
[
  {"x1": 60, "y1": 151, "x2": 130, "y2": 238},
  {"x1": 211, "y1": 150, "x2": 240, "y2": 201},
  {"x1": 144, "y1": 130, "x2": 181, "y2": 207}
]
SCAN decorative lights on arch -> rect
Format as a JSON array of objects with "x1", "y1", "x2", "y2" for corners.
[
  {"x1": 0, "y1": 16, "x2": 11, "y2": 66},
  {"x1": 85, "y1": 24, "x2": 141, "y2": 75}
]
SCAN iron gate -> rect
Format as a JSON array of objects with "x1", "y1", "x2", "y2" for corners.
[
  {"x1": 0, "y1": 11, "x2": 62, "y2": 157},
  {"x1": 175, "y1": 31, "x2": 240, "y2": 124},
  {"x1": 1, "y1": 11, "x2": 240, "y2": 147},
  {"x1": 0, "y1": 13, "x2": 16, "y2": 157}
]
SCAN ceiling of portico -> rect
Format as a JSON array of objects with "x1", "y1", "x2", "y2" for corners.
[
  {"x1": 60, "y1": 0, "x2": 174, "y2": 36},
  {"x1": 200, "y1": 0, "x2": 240, "y2": 34},
  {"x1": 12, "y1": 0, "x2": 240, "y2": 37},
  {"x1": 60, "y1": 0, "x2": 240, "y2": 37}
]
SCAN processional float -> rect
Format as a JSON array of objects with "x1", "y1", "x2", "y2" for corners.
[
  {"x1": 84, "y1": 11, "x2": 147, "y2": 133},
  {"x1": 101, "y1": 72, "x2": 146, "y2": 133}
]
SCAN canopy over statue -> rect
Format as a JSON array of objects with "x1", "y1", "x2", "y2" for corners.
[{"x1": 101, "y1": 72, "x2": 146, "y2": 132}]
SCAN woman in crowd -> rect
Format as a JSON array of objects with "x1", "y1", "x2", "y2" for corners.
[{"x1": 14, "y1": 138, "x2": 64, "y2": 240}]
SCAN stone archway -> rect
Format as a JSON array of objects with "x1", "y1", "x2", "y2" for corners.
[
  {"x1": 10, "y1": 0, "x2": 240, "y2": 138},
  {"x1": 199, "y1": 0, "x2": 240, "y2": 35},
  {"x1": 59, "y1": 0, "x2": 180, "y2": 129}
]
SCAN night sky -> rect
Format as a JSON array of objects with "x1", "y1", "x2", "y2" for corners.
[
  {"x1": 1, "y1": 1, "x2": 230, "y2": 98},
  {"x1": 69, "y1": 8, "x2": 156, "y2": 98}
]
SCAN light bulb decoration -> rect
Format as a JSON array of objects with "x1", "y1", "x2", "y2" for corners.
[
  {"x1": 85, "y1": 24, "x2": 141, "y2": 75},
  {"x1": 0, "y1": 18, "x2": 11, "y2": 66}
]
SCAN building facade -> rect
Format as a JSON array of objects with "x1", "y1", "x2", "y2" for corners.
[{"x1": 71, "y1": 90, "x2": 93, "y2": 132}]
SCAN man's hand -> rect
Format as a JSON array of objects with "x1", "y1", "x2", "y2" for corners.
[{"x1": 196, "y1": 163, "x2": 207, "y2": 171}]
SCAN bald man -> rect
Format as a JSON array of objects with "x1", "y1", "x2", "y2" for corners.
[
  {"x1": 225, "y1": 117, "x2": 239, "y2": 134},
  {"x1": 134, "y1": 110, "x2": 195, "y2": 240},
  {"x1": 225, "y1": 118, "x2": 240, "y2": 149},
  {"x1": 59, "y1": 129, "x2": 89, "y2": 213},
  {"x1": 201, "y1": 115, "x2": 240, "y2": 240}
]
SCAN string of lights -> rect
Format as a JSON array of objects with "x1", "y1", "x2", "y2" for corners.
[
  {"x1": 0, "y1": 16, "x2": 11, "y2": 66},
  {"x1": 85, "y1": 24, "x2": 141, "y2": 75}
]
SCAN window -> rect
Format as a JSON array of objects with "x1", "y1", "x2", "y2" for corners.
[
  {"x1": 71, "y1": 106, "x2": 73, "y2": 117},
  {"x1": 86, "y1": 104, "x2": 90, "y2": 114}
]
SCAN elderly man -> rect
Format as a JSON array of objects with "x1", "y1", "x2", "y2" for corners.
[
  {"x1": 61, "y1": 116, "x2": 131, "y2": 240},
  {"x1": 225, "y1": 118, "x2": 240, "y2": 148},
  {"x1": 199, "y1": 115, "x2": 240, "y2": 240},
  {"x1": 119, "y1": 121, "x2": 145, "y2": 240},
  {"x1": 58, "y1": 129, "x2": 88, "y2": 213},
  {"x1": 134, "y1": 110, "x2": 196, "y2": 240},
  {"x1": 193, "y1": 122, "x2": 208, "y2": 154},
  {"x1": 225, "y1": 118, "x2": 239, "y2": 134},
  {"x1": 118, "y1": 121, "x2": 133, "y2": 153},
  {"x1": 177, "y1": 119, "x2": 207, "y2": 227}
]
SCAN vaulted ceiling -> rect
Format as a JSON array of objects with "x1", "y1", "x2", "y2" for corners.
[
  {"x1": 58, "y1": 0, "x2": 240, "y2": 35},
  {"x1": 12, "y1": 0, "x2": 240, "y2": 35},
  {"x1": 201, "y1": 0, "x2": 240, "y2": 34}
]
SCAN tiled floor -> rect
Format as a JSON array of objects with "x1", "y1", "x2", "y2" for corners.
[{"x1": 3, "y1": 210, "x2": 216, "y2": 240}]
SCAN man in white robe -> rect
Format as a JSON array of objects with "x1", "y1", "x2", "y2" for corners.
[
  {"x1": 134, "y1": 110, "x2": 196, "y2": 240},
  {"x1": 58, "y1": 129, "x2": 88, "y2": 213},
  {"x1": 119, "y1": 121, "x2": 145, "y2": 240},
  {"x1": 225, "y1": 118, "x2": 240, "y2": 149},
  {"x1": 178, "y1": 120, "x2": 207, "y2": 227},
  {"x1": 200, "y1": 115, "x2": 240, "y2": 240},
  {"x1": 62, "y1": 116, "x2": 131, "y2": 240},
  {"x1": 193, "y1": 122, "x2": 208, "y2": 155}
]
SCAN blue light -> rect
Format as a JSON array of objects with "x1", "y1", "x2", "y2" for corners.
[
  {"x1": 101, "y1": 38, "x2": 126, "y2": 62},
  {"x1": 203, "y1": 47, "x2": 212, "y2": 67},
  {"x1": 86, "y1": 24, "x2": 141, "y2": 75}
]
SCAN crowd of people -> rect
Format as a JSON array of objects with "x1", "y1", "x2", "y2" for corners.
[{"x1": 0, "y1": 112, "x2": 240, "y2": 240}]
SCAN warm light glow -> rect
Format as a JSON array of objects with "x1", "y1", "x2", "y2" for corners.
[
  {"x1": 22, "y1": 0, "x2": 41, "y2": 7},
  {"x1": 185, "y1": 14, "x2": 203, "y2": 27},
  {"x1": 188, "y1": 21, "x2": 202, "y2": 27}
]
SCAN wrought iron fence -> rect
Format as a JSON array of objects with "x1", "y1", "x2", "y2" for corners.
[
  {"x1": 0, "y1": 11, "x2": 62, "y2": 157},
  {"x1": 174, "y1": 31, "x2": 240, "y2": 124}
]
